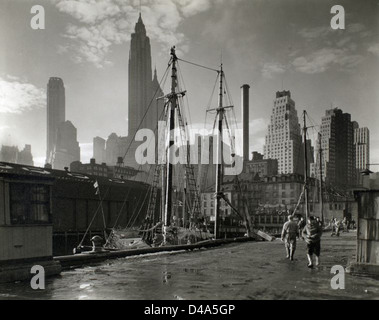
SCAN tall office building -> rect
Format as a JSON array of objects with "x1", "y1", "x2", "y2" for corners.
[
  {"x1": 93, "y1": 137, "x2": 107, "y2": 164},
  {"x1": 0, "y1": 146, "x2": 19, "y2": 163},
  {"x1": 128, "y1": 13, "x2": 153, "y2": 136},
  {"x1": 122, "y1": 14, "x2": 165, "y2": 168},
  {"x1": 319, "y1": 108, "x2": 356, "y2": 187},
  {"x1": 353, "y1": 124, "x2": 370, "y2": 170},
  {"x1": 0, "y1": 144, "x2": 34, "y2": 166},
  {"x1": 18, "y1": 144, "x2": 34, "y2": 166},
  {"x1": 263, "y1": 91, "x2": 304, "y2": 175},
  {"x1": 46, "y1": 77, "x2": 65, "y2": 163},
  {"x1": 93, "y1": 15, "x2": 164, "y2": 169},
  {"x1": 53, "y1": 121, "x2": 81, "y2": 170}
]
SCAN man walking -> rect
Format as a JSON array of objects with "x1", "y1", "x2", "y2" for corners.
[
  {"x1": 302, "y1": 216, "x2": 323, "y2": 268},
  {"x1": 281, "y1": 215, "x2": 299, "y2": 261}
]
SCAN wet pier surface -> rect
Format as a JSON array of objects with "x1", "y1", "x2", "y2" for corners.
[{"x1": 0, "y1": 231, "x2": 378, "y2": 300}]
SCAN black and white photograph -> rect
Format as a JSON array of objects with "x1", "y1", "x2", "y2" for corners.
[{"x1": 0, "y1": 0, "x2": 378, "y2": 306}]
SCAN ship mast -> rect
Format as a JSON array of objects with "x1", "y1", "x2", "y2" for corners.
[
  {"x1": 212, "y1": 65, "x2": 233, "y2": 239},
  {"x1": 302, "y1": 110, "x2": 309, "y2": 220},
  {"x1": 318, "y1": 132, "x2": 324, "y2": 223},
  {"x1": 214, "y1": 65, "x2": 224, "y2": 239},
  {"x1": 163, "y1": 47, "x2": 186, "y2": 245}
]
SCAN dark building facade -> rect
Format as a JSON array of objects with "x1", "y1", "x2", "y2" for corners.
[
  {"x1": 319, "y1": 108, "x2": 356, "y2": 188},
  {"x1": 70, "y1": 158, "x2": 139, "y2": 180},
  {"x1": 245, "y1": 151, "x2": 278, "y2": 177}
]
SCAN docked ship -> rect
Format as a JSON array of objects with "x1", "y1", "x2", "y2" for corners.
[{"x1": 70, "y1": 47, "x2": 271, "y2": 261}]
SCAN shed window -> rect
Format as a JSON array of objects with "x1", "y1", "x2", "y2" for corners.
[{"x1": 10, "y1": 183, "x2": 51, "y2": 225}]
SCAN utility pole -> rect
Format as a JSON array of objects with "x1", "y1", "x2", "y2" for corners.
[{"x1": 303, "y1": 110, "x2": 309, "y2": 220}]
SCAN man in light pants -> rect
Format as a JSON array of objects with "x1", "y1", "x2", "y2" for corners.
[{"x1": 281, "y1": 215, "x2": 299, "y2": 261}]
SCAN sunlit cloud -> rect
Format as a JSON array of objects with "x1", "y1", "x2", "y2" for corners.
[
  {"x1": 0, "y1": 76, "x2": 45, "y2": 114},
  {"x1": 52, "y1": 0, "x2": 233, "y2": 68}
]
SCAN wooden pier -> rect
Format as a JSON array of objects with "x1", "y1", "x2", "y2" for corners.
[{"x1": 54, "y1": 237, "x2": 256, "y2": 270}]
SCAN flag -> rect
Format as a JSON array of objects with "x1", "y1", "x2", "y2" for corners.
[{"x1": 94, "y1": 180, "x2": 99, "y2": 195}]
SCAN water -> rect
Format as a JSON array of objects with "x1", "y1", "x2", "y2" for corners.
[{"x1": 0, "y1": 233, "x2": 378, "y2": 300}]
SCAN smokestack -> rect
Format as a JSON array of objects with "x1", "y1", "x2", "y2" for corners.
[{"x1": 241, "y1": 84, "x2": 250, "y2": 162}]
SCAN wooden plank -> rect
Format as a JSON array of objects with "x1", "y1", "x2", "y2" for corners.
[{"x1": 255, "y1": 230, "x2": 275, "y2": 242}]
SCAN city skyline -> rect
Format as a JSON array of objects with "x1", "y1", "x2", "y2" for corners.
[{"x1": 0, "y1": 0, "x2": 378, "y2": 168}]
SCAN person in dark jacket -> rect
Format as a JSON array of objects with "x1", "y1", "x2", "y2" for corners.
[
  {"x1": 297, "y1": 217, "x2": 306, "y2": 238},
  {"x1": 302, "y1": 216, "x2": 323, "y2": 268}
]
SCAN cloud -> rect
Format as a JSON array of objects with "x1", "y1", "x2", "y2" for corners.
[
  {"x1": 292, "y1": 48, "x2": 363, "y2": 74},
  {"x1": 56, "y1": 0, "x2": 122, "y2": 24},
  {"x1": 262, "y1": 62, "x2": 286, "y2": 79},
  {"x1": 0, "y1": 76, "x2": 45, "y2": 114},
  {"x1": 299, "y1": 23, "x2": 367, "y2": 41},
  {"x1": 53, "y1": 0, "x2": 227, "y2": 68},
  {"x1": 298, "y1": 26, "x2": 331, "y2": 40},
  {"x1": 347, "y1": 23, "x2": 366, "y2": 34},
  {"x1": 368, "y1": 43, "x2": 379, "y2": 57}
]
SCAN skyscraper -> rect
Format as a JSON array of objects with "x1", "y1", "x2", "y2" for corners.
[
  {"x1": 128, "y1": 13, "x2": 153, "y2": 136},
  {"x1": 93, "y1": 14, "x2": 164, "y2": 169},
  {"x1": 353, "y1": 124, "x2": 370, "y2": 170},
  {"x1": 93, "y1": 136, "x2": 107, "y2": 164},
  {"x1": 46, "y1": 77, "x2": 65, "y2": 163},
  {"x1": 53, "y1": 121, "x2": 81, "y2": 170},
  {"x1": 18, "y1": 144, "x2": 34, "y2": 166},
  {"x1": 319, "y1": 108, "x2": 356, "y2": 187},
  {"x1": 263, "y1": 91, "x2": 304, "y2": 175}
]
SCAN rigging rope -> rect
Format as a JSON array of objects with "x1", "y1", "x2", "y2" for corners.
[
  {"x1": 78, "y1": 186, "x2": 111, "y2": 247},
  {"x1": 178, "y1": 58, "x2": 219, "y2": 73},
  {"x1": 120, "y1": 62, "x2": 171, "y2": 164}
]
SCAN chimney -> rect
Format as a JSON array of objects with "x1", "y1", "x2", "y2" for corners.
[
  {"x1": 117, "y1": 157, "x2": 124, "y2": 167},
  {"x1": 241, "y1": 84, "x2": 250, "y2": 162}
]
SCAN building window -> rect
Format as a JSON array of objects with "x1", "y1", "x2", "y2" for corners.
[{"x1": 10, "y1": 183, "x2": 51, "y2": 225}]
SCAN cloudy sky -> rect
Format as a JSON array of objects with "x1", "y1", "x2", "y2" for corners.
[{"x1": 0, "y1": 0, "x2": 378, "y2": 168}]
